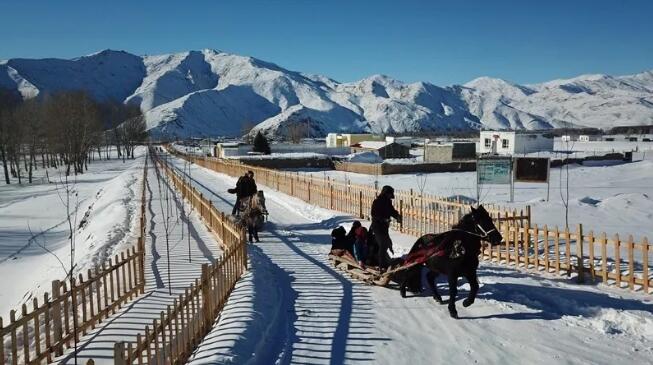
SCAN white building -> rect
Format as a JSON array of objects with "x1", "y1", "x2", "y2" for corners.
[
  {"x1": 478, "y1": 131, "x2": 554, "y2": 155},
  {"x1": 214, "y1": 142, "x2": 253, "y2": 158},
  {"x1": 578, "y1": 135, "x2": 602, "y2": 142},
  {"x1": 326, "y1": 133, "x2": 383, "y2": 147}
]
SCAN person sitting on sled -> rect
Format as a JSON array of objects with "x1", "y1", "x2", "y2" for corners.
[
  {"x1": 330, "y1": 226, "x2": 356, "y2": 261},
  {"x1": 345, "y1": 221, "x2": 362, "y2": 256},
  {"x1": 353, "y1": 226, "x2": 368, "y2": 269}
]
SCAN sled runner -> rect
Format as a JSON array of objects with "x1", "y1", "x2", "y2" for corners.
[
  {"x1": 328, "y1": 252, "x2": 427, "y2": 287},
  {"x1": 328, "y1": 232, "x2": 456, "y2": 286}
]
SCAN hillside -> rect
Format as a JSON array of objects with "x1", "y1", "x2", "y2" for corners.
[{"x1": 1, "y1": 49, "x2": 652, "y2": 138}]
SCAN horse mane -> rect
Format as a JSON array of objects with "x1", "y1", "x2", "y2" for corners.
[{"x1": 452, "y1": 211, "x2": 475, "y2": 231}]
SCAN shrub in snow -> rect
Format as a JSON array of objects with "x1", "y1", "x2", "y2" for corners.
[{"x1": 253, "y1": 131, "x2": 271, "y2": 155}]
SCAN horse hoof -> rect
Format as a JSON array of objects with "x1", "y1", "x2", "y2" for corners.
[
  {"x1": 463, "y1": 299, "x2": 474, "y2": 307},
  {"x1": 400, "y1": 289, "x2": 407, "y2": 298},
  {"x1": 433, "y1": 296, "x2": 443, "y2": 304},
  {"x1": 449, "y1": 310, "x2": 459, "y2": 319}
]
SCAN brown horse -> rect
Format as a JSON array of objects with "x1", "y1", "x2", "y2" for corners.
[{"x1": 238, "y1": 193, "x2": 267, "y2": 242}]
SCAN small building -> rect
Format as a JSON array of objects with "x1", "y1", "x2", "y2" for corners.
[
  {"x1": 561, "y1": 135, "x2": 572, "y2": 142},
  {"x1": 326, "y1": 133, "x2": 383, "y2": 148},
  {"x1": 578, "y1": 135, "x2": 601, "y2": 142},
  {"x1": 199, "y1": 139, "x2": 218, "y2": 156},
  {"x1": 424, "y1": 142, "x2": 476, "y2": 162},
  {"x1": 214, "y1": 142, "x2": 253, "y2": 158},
  {"x1": 479, "y1": 131, "x2": 554, "y2": 155},
  {"x1": 351, "y1": 141, "x2": 411, "y2": 159},
  {"x1": 270, "y1": 143, "x2": 351, "y2": 156},
  {"x1": 385, "y1": 136, "x2": 414, "y2": 147}
]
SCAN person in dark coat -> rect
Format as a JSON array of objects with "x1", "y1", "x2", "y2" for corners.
[
  {"x1": 246, "y1": 171, "x2": 258, "y2": 197},
  {"x1": 345, "y1": 221, "x2": 362, "y2": 256},
  {"x1": 229, "y1": 172, "x2": 250, "y2": 215},
  {"x1": 330, "y1": 226, "x2": 356, "y2": 262},
  {"x1": 370, "y1": 185, "x2": 402, "y2": 269}
]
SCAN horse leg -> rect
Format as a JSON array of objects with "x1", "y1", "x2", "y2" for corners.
[
  {"x1": 399, "y1": 276, "x2": 408, "y2": 298},
  {"x1": 447, "y1": 274, "x2": 459, "y2": 319},
  {"x1": 399, "y1": 268, "x2": 416, "y2": 298},
  {"x1": 463, "y1": 270, "x2": 479, "y2": 308},
  {"x1": 426, "y1": 271, "x2": 443, "y2": 304}
]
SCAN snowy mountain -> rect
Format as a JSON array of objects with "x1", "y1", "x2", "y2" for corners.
[{"x1": 1, "y1": 49, "x2": 652, "y2": 137}]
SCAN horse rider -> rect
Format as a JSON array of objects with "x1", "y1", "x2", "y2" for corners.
[
  {"x1": 229, "y1": 172, "x2": 252, "y2": 215},
  {"x1": 246, "y1": 170, "x2": 257, "y2": 197},
  {"x1": 370, "y1": 185, "x2": 402, "y2": 269}
]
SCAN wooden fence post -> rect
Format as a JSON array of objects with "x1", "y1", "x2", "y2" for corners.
[
  {"x1": 200, "y1": 264, "x2": 211, "y2": 332},
  {"x1": 399, "y1": 200, "x2": 404, "y2": 233},
  {"x1": 51, "y1": 280, "x2": 64, "y2": 356},
  {"x1": 330, "y1": 185, "x2": 334, "y2": 210},
  {"x1": 359, "y1": 190, "x2": 363, "y2": 219},
  {"x1": 643, "y1": 238, "x2": 649, "y2": 293},
  {"x1": 576, "y1": 224, "x2": 585, "y2": 283},
  {"x1": 114, "y1": 342, "x2": 126, "y2": 365},
  {"x1": 308, "y1": 179, "x2": 312, "y2": 202}
]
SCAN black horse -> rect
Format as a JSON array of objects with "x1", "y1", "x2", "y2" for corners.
[{"x1": 398, "y1": 205, "x2": 503, "y2": 319}]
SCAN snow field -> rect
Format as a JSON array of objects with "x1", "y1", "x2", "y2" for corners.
[
  {"x1": 167, "y1": 153, "x2": 653, "y2": 365},
  {"x1": 0, "y1": 148, "x2": 146, "y2": 320},
  {"x1": 300, "y1": 159, "x2": 653, "y2": 242}
]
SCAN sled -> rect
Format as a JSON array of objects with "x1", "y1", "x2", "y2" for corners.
[{"x1": 328, "y1": 253, "x2": 425, "y2": 287}]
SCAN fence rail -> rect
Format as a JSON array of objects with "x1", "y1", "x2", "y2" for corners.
[
  {"x1": 169, "y1": 148, "x2": 651, "y2": 293},
  {"x1": 168, "y1": 149, "x2": 530, "y2": 232},
  {"x1": 1, "y1": 155, "x2": 149, "y2": 365},
  {"x1": 111, "y1": 149, "x2": 248, "y2": 365}
]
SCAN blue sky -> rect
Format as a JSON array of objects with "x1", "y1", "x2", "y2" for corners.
[{"x1": 1, "y1": 0, "x2": 652, "y2": 85}]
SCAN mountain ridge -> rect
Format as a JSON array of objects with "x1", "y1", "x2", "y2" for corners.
[{"x1": 1, "y1": 49, "x2": 652, "y2": 138}]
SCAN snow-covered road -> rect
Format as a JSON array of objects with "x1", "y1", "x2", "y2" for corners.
[{"x1": 165, "y1": 154, "x2": 653, "y2": 365}]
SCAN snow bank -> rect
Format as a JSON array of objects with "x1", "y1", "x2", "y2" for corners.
[{"x1": 345, "y1": 151, "x2": 383, "y2": 163}]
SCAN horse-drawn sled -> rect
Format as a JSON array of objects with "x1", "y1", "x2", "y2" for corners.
[
  {"x1": 328, "y1": 253, "x2": 423, "y2": 286},
  {"x1": 329, "y1": 205, "x2": 504, "y2": 318}
]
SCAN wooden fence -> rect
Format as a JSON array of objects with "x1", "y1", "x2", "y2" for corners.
[
  {"x1": 110, "y1": 150, "x2": 248, "y2": 365},
  {"x1": 482, "y1": 224, "x2": 652, "y2": 292},
  {"x1": 167, "y1": 149, "x2": 530, "y2": 234},
  {"x1": 1, "y1": 155, "x2": 149, "y2": 365},
  {"x1": 169, "y1": 148, "x2": 652, "y2": 293}
]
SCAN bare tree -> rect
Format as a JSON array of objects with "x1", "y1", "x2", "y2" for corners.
[
  {"x1": 97, "y1": 101, "x2": 140, "y2": 160},
  {"x1": 559, "y1": 132, "x2": 575, "y2": 228},
  {"x1": 120, "y1": 113, "x2": 148, "y2": 159},
  {"x1": 0, "y1": 88, "x2": 22, "y2": 184},
  {"x1": 45, "y1": 91, "x2": 103, "y2": 175},
  {"x1": 14, "y1": 99, "x2": 45, "y2": 183}
]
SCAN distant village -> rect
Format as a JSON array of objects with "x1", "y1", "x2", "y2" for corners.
[{"x1": 176, "y1": 125, "x2": 653, "y2": 175}]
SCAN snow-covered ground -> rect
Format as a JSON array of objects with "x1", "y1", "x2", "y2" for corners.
[
  {"x1": 0, "y1": 148, "x2": 145, "y2": 320},
  {"x1": 297, "y1": 159, "x2": 653, "y2": 241},
  {"x1": 56, "y1": 156, "x2": 222, "y2": 365},
  {"x1": 165, "y1": 152, "x2": 653, "y2": 365}
]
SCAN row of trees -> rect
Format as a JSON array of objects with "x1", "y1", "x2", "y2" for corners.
[{"x1": 0, "y1": 88, "x2": 148, "y2": 184}]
